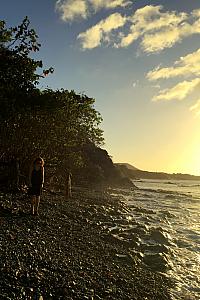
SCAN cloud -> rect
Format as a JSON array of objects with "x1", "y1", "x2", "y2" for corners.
[
  {"x1": 118, "y1": 5, "x2": 189, "y2": 51},
  {"x1": 56, "y1": 0, "x2": 88, "y2": 21},
  {"x1": 190, "y1": 99, "x2": 200, "y2": 117},
  {"x1": 192, "y1": 8, "x2": 200, "y2": 18},
  {"x1": 132, "y1": 80, "x2": 139, "y2": 88},
  {"x1": 78, "y1": 13, "x2": 127, "y2": 49},
  {"x1": 90, "y1": 0, "x2": 131, "y2": 10},
  {"x1": 141, "y1": 17, "x2": 200, "y2": 53},
  {"x1": 55, "y1": 0, "x2": 130, "y2": 22},
  {"x1": 77, "y1": 4, "x2": 200, "y2": 52},
  {"x1": 147, "y1": 48, "x2": 200, "y2": 80},
  {"x1": 141, "y1": 24, "x2": 188, "y2": 53},
  {"x1": 147, "y1": 46, "x2": 200, "y2": 108},
  {"x1": 152, "y1": 78, "x2": 200, "y2": 102}
]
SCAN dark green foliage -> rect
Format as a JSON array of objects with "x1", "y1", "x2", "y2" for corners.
[
  {"x1": 0, "y1": 17, "x2": 53, "y2": 119},
  {"x1": 0, "y1": 18, "x2": 106, "y2": 186},
  {"x1": 1, "y1": 88, "x2": 104, "y2": 183}
]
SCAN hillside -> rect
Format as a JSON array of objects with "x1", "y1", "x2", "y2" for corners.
[
  {"x1": 115, "y1": 163, "x2": 200, "y2": 181},
  {"x1": 115, "y1": 163, "x2": 140, "y2": 171},
  {"x1": 75, "y1": 144, "x2": 136, "y2": 188}
]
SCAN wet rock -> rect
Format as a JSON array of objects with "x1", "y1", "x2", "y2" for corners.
[{"x1": 150, "y1": 228, "x2": 172, "y2": 245}]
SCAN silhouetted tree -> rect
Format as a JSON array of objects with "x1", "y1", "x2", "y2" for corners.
[
  {"x1": 0, "y1": 18, "x2": 104, "y2": 186},
  {"x1": 0, "y1": 17, "x2": 53, "y2": 119}
]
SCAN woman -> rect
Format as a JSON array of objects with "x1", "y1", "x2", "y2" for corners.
[{"x1": 29, "y1": 157, "x2": 44, "y2": 216}]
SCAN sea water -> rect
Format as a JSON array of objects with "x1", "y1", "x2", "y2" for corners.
[{"x1": 110, "y1": 179, "x2": 200, "y2": 300}]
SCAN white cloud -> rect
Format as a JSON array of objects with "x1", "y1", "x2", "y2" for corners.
[
  {"x1": 148, "y1": 46, "x2": 200, "y2": 108},
  {"x1": 190, "y1": 99, "x2": 200, "y2": 117},
  {"x1": 56, "y1": 3, "x2": 200, "y2": 54},
  {"x1": 56, "y1": 0, "x2": 88, "y2": 21},
  {"x1": 56, "y1": 0, "x2": 130, "y2": 22},
  {"x1": 119, "y1": 27, "x2": 140, "y2": 48},
  {"x1": 141, "y1": 15, "x2": 200, "y2": 53},
  {"x1": 141, "y1": 24, "x2": 187, "y2": 53},
  {"x1": 77, "y1": 4, "x2": 200, "y2": 52},
  {"x1": 132, "y1": 5, "x2": 186, "y2": 32},
  {"x1": 152, "y1": 84, "x2": 161, "y2": 89},
  {"x1": 152, "y1": 78, "x2": 200, "y2": 102},
  {"x1": 190, "y1": 99, "x2": 200, "y2": 111},
  {"x1": 192, "y1": 9, "x2": 200, "y2": 18},
  {"x1": 78, "y1": 13, "x2": 127, "y2": 49},
  {"x1": 147, "y1": 48, "x2": 200, "y2": 80},
  {"x1": 89, "y1": 0, "x2": 131, "y2": 10},
  {"x1": 132, "y1": 80, "x2": 139, "y2": 88},
  {"x1": 118, "y1": 5, "x2": 189, "y2": 51}
]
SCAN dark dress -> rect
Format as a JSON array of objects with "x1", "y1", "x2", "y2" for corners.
[{"x1": 30, "y1": 167, "x2": 43, "y2": 196}]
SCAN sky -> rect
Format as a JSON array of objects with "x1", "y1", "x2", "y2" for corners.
[{"x1": 1, "y1": 0, "x2": 200, "y2": 175}]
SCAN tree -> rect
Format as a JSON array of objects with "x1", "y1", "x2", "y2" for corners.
[
  {"x1": 0, "y1": 17, "x2": 53, "y2": 118},
  {"x1": 1, "y1": 88, "x2": 104, "y2": 172},
  {"x1": 0, "y1": 18, "x2": 104, "y2": 187}
]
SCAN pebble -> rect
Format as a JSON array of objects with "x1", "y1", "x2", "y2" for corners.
[{"x1": 0, "y1": 189, "x2": 171, "y2": 299}]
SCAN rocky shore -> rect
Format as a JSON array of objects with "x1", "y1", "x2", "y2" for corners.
[{"x1": 0, "y1": 186, "x2": 172, "y2": 300}]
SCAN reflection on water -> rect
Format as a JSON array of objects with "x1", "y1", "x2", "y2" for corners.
[{"x1": 110, "y1": 179, "x2": 200, "y2": 300}]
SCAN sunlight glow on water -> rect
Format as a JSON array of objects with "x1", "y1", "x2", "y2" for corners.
[{"x1": 110, "y1": 179, "x2": 200, "y2": 300}]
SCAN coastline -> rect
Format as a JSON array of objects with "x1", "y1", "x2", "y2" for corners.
[{"x1": 0, "y1": 187, "x2": 172, "y2": 299}]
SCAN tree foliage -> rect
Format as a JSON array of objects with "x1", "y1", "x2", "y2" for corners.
[
  {"x1": 0, "y1": 17, "x2": 53, "y2": 118},
  {"x1": 0, "y1": 18, "x2": 104, "y2": 184}
]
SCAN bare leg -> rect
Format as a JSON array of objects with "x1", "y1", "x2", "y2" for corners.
[
  {"x1": 66, "y1": 185, "x2": 72, "y2": 199},
  {"x1": 66, "y1": 178, "x2": 72, "y2": 200},
  {"x1": 35, "y1": 196, "x2": 40, "y2": 215},
  {"x1": 69, "y1": 184, "x2": 72, "y2": 198},
  {"x1": 31, "y1": 196, "x2": 36, "y2": 215}
]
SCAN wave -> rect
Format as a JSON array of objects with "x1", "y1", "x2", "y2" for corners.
[
  {"x1": 138, "y1": 187, "x2": 189, "y2": 197},
  {"x1": 122, "y1": 180, "x2": 200, "y2": 299},
  {"x1": 178, "y1": 184, "x2": 200, "y2": 187}
]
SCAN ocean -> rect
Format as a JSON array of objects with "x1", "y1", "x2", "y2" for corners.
[{"x1": 110, "y1": 179, "x2": 200, "y2": 300}]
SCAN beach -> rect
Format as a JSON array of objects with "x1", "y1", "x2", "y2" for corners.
[{"x1": 0, "y1": 187, "x2": 171, "y2": 299}]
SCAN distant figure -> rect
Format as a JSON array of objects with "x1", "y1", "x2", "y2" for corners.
[
  {"x1": 29, "y1": 157, "x2": 44, "y2": 216},
  {"x1": 65, "y1": 169, "x2": 72, "y2": 199}
]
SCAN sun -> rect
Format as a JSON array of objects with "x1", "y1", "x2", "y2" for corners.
[{"x1": 171, "y1": 139, "x2": 200, "y2": 176}]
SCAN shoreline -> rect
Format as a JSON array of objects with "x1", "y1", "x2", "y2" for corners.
[{"x1": 0, "y1": 187, "x2": 172, "y2": 299}]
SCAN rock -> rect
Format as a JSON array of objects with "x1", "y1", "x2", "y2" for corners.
[{"x1": 0, "y1": 188, "x2": 172, "y2": 300}]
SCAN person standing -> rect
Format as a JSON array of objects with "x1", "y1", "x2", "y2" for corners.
[
  {"x1": 29, "y1": 157, "x2": 44, "y2": 216},
  {"x1": 66, "y1": 169, "x2": 72, "y2": 200}
]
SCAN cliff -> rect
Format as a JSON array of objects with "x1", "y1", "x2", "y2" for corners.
[{"x1": 74, "y1": 144, "x2": 136, "y2": 188}]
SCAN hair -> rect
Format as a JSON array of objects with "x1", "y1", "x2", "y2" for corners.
[{"x1": 33, "y1": 157, "x2": 44, "y2": 167}]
